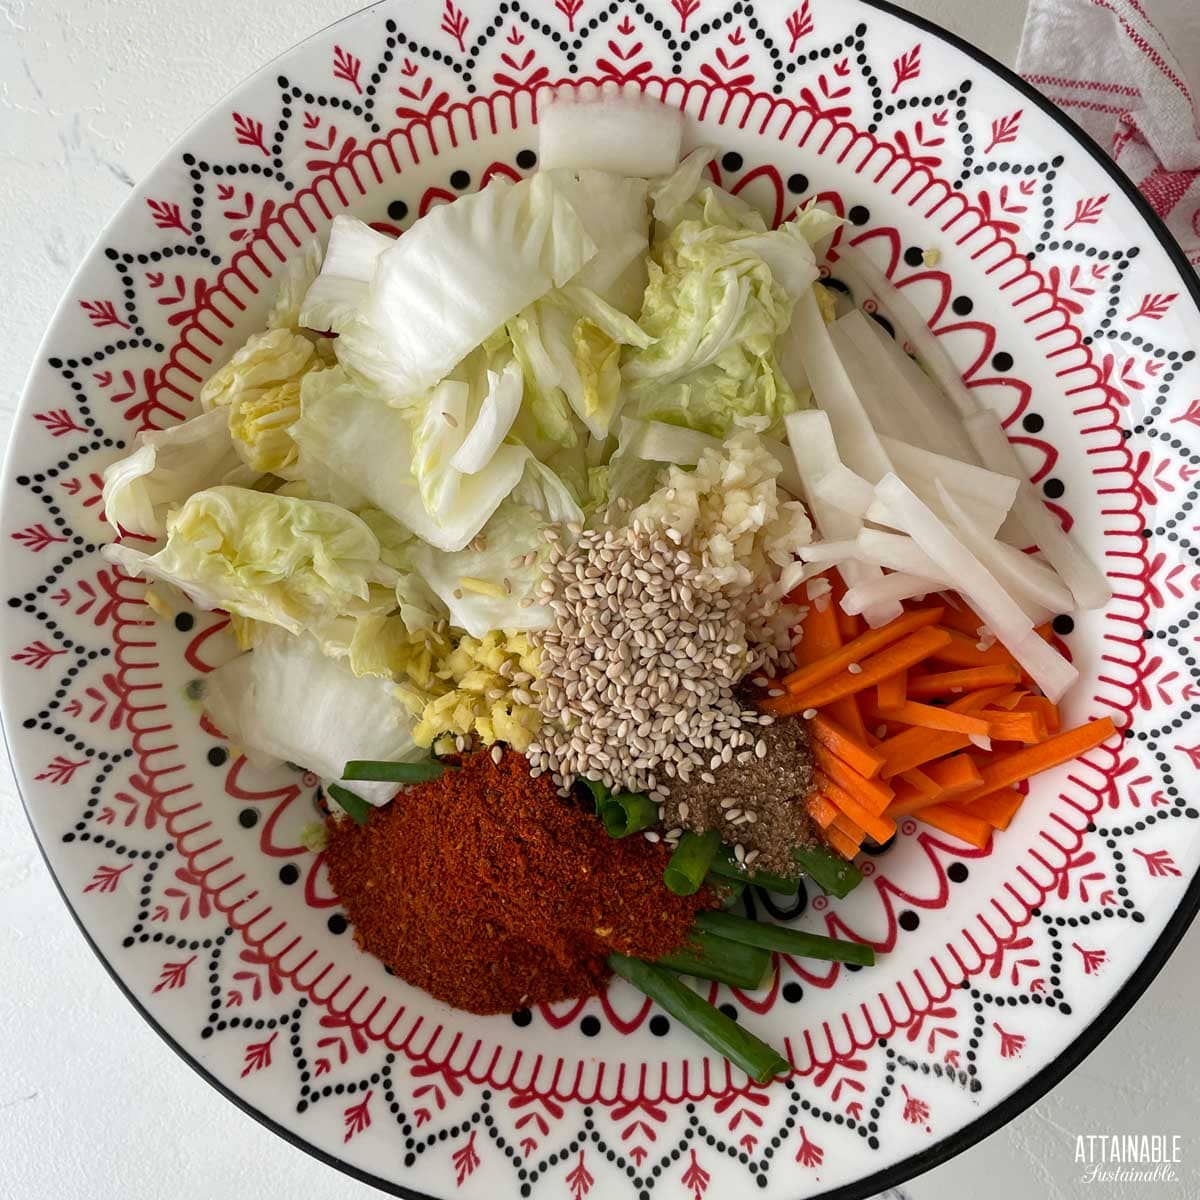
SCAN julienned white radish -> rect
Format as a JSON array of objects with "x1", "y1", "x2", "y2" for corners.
[
  {"x1": 784, "y1": 289, "x2": 894, "y2": 485},
  {"x1": 962, "y1": 410, "x2": 1112, "y2": 610},
  {"x1": 831, "y1": 248, "x2": 978, "y2": 419},
  {"x1": 784, "y1": 409, "x2": 901, "y2": 626},
  {"x1": 840, "y1": 572, "x2": 943, "y2": 615},
  {"x1": 537, "y1": 91, "x2": 683, "y2": 178},
  {"x1": 812, "y1": 463, "x2": 875, "y2": 519},
  {"x1": 836, "y1": 306, "x2": 981, "y2": 463},
  {"x1": 875, "y1": 474, "x2": 1079, "y2": 701},
  {"x1": 880, "y1": 437, "x2": 1019, "y2": 515},
  {"x1": 937, "y1": 483, "x2": 1074, "y2": 619},
  {"x1": 856, "y1": 529, "x2": 947, "y2": 579}
]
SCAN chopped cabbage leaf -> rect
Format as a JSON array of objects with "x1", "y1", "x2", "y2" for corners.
[
  {"x1": 292, "y1": 366, "x2": 529, "y2": 552},
  {"x1": 450, "y1": 356, "x2": 524, "y2": 474},
  {"x1": 267, "y1": 239, "x2": 324, "y2": 333},
  {"x1": 545, "y1": 168, "x2": 650, "y2": 314},
  {"x1": 104, "y1": 486, "x2": 389, "y2": 636},
  {"x1": 203, "y1": 628, "x2": 418, "y2": 805},
  {"x1": 299, "y1": 214, "x2": 393, "y2": 333},
  {"x1": 101, "y1": 408, "x2": 244, "y2": 539},
  {"x1": 651, "y1": 147, "x2": 717, "y2": 225},
  {"x1": 304, "y1": 176, "x2": 597, "y2": 396},
  {"x1": 623, "y1": 185, "x2": 814, "y2": 438}
]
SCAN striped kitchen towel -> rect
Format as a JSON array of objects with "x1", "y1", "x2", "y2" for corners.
[{"x1": 1016, "y1": 0, "x2": 1200, "y2": 268}]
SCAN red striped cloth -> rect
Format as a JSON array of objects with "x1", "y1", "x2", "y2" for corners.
[{"x1": 1016, "y1": 0, "x2": 1200, "y2": 268}]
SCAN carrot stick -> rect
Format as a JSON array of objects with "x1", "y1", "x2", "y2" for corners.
[
  {"x1": 807, "y1": 712, "x2": 886, "y2": 780},
  {"x1": 914, "y1": 804, "x2": 993, "y2": 849},
  {"x1": 922, "y1": 756, "x2": 979, "y2": 796},
  {"x1": 775, "y1": 627, "x2": 952, "y2": 713},
  {"x1": 961, "y1": 788, "x2": 1024, "y2": 831},
  {"x1": 899, "y1": 766, "x2": 941, "y2": 799},
  {"x1": 954, "y1": 717, "x2": 1117, "y2": 805},
  {"x1": 1017, "y1": 695, "x2": 1061, "y2": 733},
  {"x1": 807, "y1": 792, "x2": 840, "y2": 829},
  {"x1": 876, "y1": 688, "x2": 1013, "y2": 778},
  {"x1": 984, "y1": 709, "x2": 1046, "y2": 744},
  {"x1": 815, "y1": 772, "x2": 897, "y2": 844},
  {"x1": 866, "y1": 698, "x2": 992, "y2": 738},
  {"x1": 782, "y1": 607, "x2": 944, "y2": 692},
  {"x1": 812, "y1": 745, "x2": 895, "y2": 816},
  {"x1": 885, "y1": 786, "x2": 948, "y2": 819},
  {"x1": 824, "y1": 825, "x2": 861, "y2": 861},
  {"x1": 931, "y1": 600, "x2": 987, "y2": 639},
  {"x1": 877, "y1": 670, "x2": 907, "y2": 710},
  {"x1": 927, "y1": 628, "x2": 1018, "y2": 670},
  {"x1": 906, "y1": 665, "x2": 1021, "y2": 699},
  {"x1": 990, "y1": 689, "x2": 1029, "y2": 711},
  {"x1": 831, "y1": 809, "x2": 867, "y2": 847},
  {"x1": 789, "y1": 589, "x2": 869, "y2": 741}
]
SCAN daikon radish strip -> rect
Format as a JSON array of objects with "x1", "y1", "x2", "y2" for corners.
[
  {"x1": 833, "y1": 248, "x2": 977, "y2": 418},
  {"x1": 828, "y1": 318, "x2": 909, "y2": 440},
  {"x1": 962, "y1": 410, "x2": 1111, "y2": 610},
  {"x1": 786, "y1": 288, "x2": 894, "y2": 484},
  {"x1": 856, "y1": 529, "x2": 946, "y2": 579},
  {"x1": 841, "y1": 573, "x2": 944, "y2": 615},
  {"x1": 786, "y1": 410, "x2": 900, "y2": 626},
  {"x1": 936, "y1": 483, "x2": 1071, "y2": 622},
  {"x1": 813, "y1": 463, "x2": 876, "y2": 519},
  {"x1": 880, "y1": 437, "x2": 1019, "y2": 513},
  {"x1": 538, "y1": 90, "x2": 683, "y2": 177},
  {"x1": 839, "y1": 302, "x2": 982, "y2": 462},
  {"x1": 875, "y1": 474, "x2": 1080, "y2": 702},
  {"x1": 796, "y1": 539, "x2": 867, "y2": 565}
]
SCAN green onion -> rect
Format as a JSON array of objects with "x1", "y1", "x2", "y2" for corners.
[
  {"x1": 696, "y1": 911, "x2": 875, "y2": 967},
  {"x1": 343, "y1": 759, "x2": 447, "y2": 784},
  {"x1": 600, "y1": 791, "x2": 659, "y2": 837},
  {"x1": 608, "y1": 955, "x2": 788, "y2": 1084},
  {"x1": 718, "y1": 880, "x2": 746, "y2": 909},
  {"x1": 657, "y1": 929, "x2": 772, "y2": 990},
  {"x1": 326, "y1": 782, "x2": 372, "y2": 826},
  {"x1": 580, "y1": 778, "x2": 610, "y2": 814},
  {"x1": 792, "y1": 845, "x2": 863, "y2": 899},
  {"x1": 664, "y1": 829, "x2": 720, "y2": 896},
  {"x1": 709, "y1": 847, "x2": 800, "y2": 895}
]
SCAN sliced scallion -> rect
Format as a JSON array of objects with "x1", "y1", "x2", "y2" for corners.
[
  {"x1": 792, "y1": 844, "x2": 863, "y2": 899},
  {"x1": 696, "y1": 911, "x2": 875, "y2": 967},
  {"x1": 600, "y1": 791, "x2": 659, "y2": 837},
  {"x1": 656, "y1": 929, "x2": 772, "y2": 990},
  {"x1": 664, "y1": 829, "x2": 720, "y2": 896},
  {"x1": 343, "y1": 759, "x2": 447, "y2": 784},
  {"x1": 326, "y1": 782, "x2": 372, "y2": 826}
]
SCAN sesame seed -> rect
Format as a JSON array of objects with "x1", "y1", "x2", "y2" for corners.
[
  {"x1": 441, "y1": 410, "x2": 458, "y2": 427},
  {"x1": 847, "y1": 662, "x2": 863, "y2": 675},
  {"x1": 490, "y1": 745, "x2": 503, "y2": 765},
  {"x1": 802, "y1": 708, "x2": 818, "y2": 720}
]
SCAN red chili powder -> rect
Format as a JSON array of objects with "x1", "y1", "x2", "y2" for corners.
[{"x1": 323, "y1": 749, "x2": 710, "y2": 1015}]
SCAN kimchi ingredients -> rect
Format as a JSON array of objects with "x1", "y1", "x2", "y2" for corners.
[{"x1": 323, "y1": 747, "x2": 710, "y2": 1014}]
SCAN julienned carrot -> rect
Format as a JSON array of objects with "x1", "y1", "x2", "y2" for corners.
[
  {"x1": 789, "y1": 590, "x2": 869, "y2": 740},
  {"x1": 877, "y1": 670, "x2": 906, "y2": 710},
  {"x1": 928, "y1": 629, "x2": 1018, "y2": 670},
  {"x1": 899, "y1": 766, "x2": 941, "y2": 799},
  {"x1": 815, "y1": 772, "x2": 897, "y2": 844},
  {"x1": 808, "y1": 793, "x2": 840, "y2": 829},
  {"x1": 961, "y1": 788, "x2": 1024, "y2": 831},
  {"x1": 807, "y1": 712, "x2": 886, "y2": 780},
  {"x1": 1017, "y1": 694, "x2": 1061, "y2": 733},
  {"x1": 930, "y1": 600, "x2": 987, "y2": 639},
  {"x1": 776, "y1": 627, "x2": 952, "y2": 713},
  {"x1": 991, "y1": 690, "x2": 1028, "y2": 711},
  {"x1": 824, "y1": 825, "x2": 862, "y2": 861},
  {"x1": 925, "y1": 754, "x2": 983, "y2": 796},
  {"x1": 914, "y1": 804, "x2": 993, "y2": 848},
  {"x1": 877, "y1": 688, "x2": 1013, "y2": 778},
  {"x1": 782, "y1": 607, "x2": 944, "y2": 693},
  {"x1": 836, "y1": 606, "x2": 862, "y2": 642},
  {"x1": 906, "y1": 665, "x2": 1021, "y2": 699},
  {"x1": 984, "y1": 709, "x2": 1046, "y2": 744},
  {"x1": 866, "y1": 698, "x2": 992, "y2": 738},
  {"x1": 955, "y1": 717, "x2": 1117, "y2": 805},
  {"x1": 830, "y1": 809, "x2": 867, "y2": 847},
  {"x1": 812, "y1": 745, "x2": 895, "y2": 816},
  {"x1": 885, "y1": 785, "x2": 947, "y2": 819}
]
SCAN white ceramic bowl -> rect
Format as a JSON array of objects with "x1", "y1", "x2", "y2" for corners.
[{"x1": 3, "y1": 2, "x2": 1199, "y2": 1197}]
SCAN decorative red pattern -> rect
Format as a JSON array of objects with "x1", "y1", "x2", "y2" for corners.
[{"x1": 121, "y1": 79, "x2": 1148, "y2": 1105}]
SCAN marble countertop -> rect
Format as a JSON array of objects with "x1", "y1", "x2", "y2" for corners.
[{"x1": 1, "y1": 2, "x2": 1196, "y2": 1197}]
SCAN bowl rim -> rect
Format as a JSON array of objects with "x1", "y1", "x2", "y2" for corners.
[{"x1": 3, "y1": 0, "x2": 1199, "y2": 1196}]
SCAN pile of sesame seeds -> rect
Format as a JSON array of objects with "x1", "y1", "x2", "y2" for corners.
[{"x1": 526, "y1": 513, "x2": 795, "y2": 826}]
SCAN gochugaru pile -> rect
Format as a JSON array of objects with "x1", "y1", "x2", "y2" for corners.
[{"x1": 323, "y1": 748, "x2": 710, "y2": 1014}]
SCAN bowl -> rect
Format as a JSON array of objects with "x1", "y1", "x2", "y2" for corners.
[{"x1": 3, "y1": 1, "x2": 1199, "y2": 1197}]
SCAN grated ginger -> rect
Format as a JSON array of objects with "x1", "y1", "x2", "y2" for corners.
[{"x1": 408, "y1": 630, "x2": 542, "y2": 752}]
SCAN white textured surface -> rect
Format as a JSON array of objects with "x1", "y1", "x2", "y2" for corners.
[{"x1": 0, "y1": 2, "x2": 1196, "y2": 1198}]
